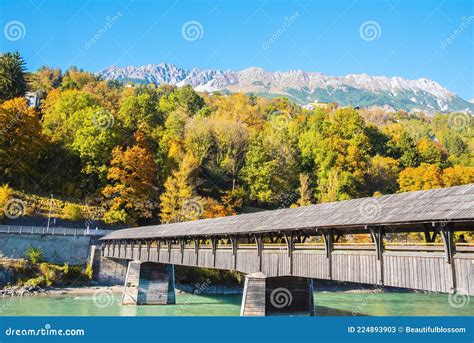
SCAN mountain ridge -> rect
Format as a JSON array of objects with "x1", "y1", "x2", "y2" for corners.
[{"x1": 100, "y1": 63, "x2": 474, "y2": 113}]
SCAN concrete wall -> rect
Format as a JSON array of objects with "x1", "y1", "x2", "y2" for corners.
[
  {"x1": 93, "y1": 254, "x2": 128, "y2": 285},
  {"x1": 0, "y1": 233, "x2": 91, "y2": 264}
]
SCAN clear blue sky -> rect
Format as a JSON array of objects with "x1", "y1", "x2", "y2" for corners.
[{"x1": 1, "y1": 0, "x2": 473, "y2": 99}]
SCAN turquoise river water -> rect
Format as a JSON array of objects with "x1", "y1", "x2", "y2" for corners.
[{"x1": 0, "y1": 291, "x2": 472, "y2": 316}]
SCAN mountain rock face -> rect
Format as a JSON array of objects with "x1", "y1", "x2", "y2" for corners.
[{"x1": 100, "y1": 64, "x2": 474, "y2": 113}]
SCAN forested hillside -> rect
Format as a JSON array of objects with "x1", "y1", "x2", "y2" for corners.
[{"x1": 0, "y1": 52, "x2": 473, "y2": 227}]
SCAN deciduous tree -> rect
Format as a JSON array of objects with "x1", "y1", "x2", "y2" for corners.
[{"x1": 102, "y1": 135, "x2": 158, "y2": 224}]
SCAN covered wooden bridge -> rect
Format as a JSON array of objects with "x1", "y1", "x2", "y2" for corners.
[{"x1": 101, "y1": 184, "x2": 474, "y2": 316}]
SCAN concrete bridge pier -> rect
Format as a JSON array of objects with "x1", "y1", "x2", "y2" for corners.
[
  {"x1": 122, "y1": 261, "x2": 176, "y2": 305},
  {"x1": 240, "y1": 272, "x2": 314, "y2": 316}
]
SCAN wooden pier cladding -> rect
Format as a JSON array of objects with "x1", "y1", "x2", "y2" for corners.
[{"x1": 102, "y1": 184, "x2": 474, "y2": 295}]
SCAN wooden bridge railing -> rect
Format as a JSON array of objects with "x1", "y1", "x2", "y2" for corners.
[{"x1": 102, "y1": 239, "x2": 474, "y2": 295}]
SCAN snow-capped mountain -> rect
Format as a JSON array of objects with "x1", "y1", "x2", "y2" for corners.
[{"x1": 100, "y1": 64, "x2": 474, "y2": 113}]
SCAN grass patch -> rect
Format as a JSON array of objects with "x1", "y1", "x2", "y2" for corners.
[{"x1": 0, "y1": 259, "x2": 92, "y2": 288}]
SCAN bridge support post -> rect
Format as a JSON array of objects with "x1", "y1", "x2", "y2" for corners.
[
  {"x1": 240, "y1": 272, "x2": 314, "y2": 316},
  {"x1": 321, "y1": 229, "x2": 333, "y2": 279},
  {"x1": 122, "y1": 261, "x2": 176, "y2": 305},
  {"x1": 440, "y1": 226, "x2": 456, "y2": 293},
  {"x1": 369, "y1": 226, "x2": 384, "y2": 285}
]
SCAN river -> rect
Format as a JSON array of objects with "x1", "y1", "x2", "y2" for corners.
[{"x1": 0, "y1": 290, "x2": 472, "y2": 316}]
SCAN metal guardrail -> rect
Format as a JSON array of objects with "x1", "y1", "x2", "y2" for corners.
[{"x1": 0, "y1": 225, "x2": 109, "y2": 237}]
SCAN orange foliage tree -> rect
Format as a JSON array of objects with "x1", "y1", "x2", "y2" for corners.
[
  {"x1": 398, "y1": 164, "x2": 474, "y2": 192},
  {"x1": 102, "y1": 135, "x2": 158, "y2": 224},
  {"x1": 0, "y1": 97, "x2": 46, "y2": 187}
]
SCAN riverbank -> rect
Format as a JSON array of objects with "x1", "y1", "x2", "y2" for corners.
[
  {"x1": 0, "y1": 284, "x2": 124, "y2": 298},
  {"x1": 0, "y1": 284, "x2": 239, "y2": 298}
]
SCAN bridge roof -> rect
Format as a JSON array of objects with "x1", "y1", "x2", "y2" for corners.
[{"x1": 102, "y1": 184, "x2": 474, "y2": 240}]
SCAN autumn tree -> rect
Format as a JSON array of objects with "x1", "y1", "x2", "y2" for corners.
[
  {"x1": 42, "y1": 89, "x2": 98, "y2": 143},
  {"x1": 241, "y1": 130, "x2": 298, "y2": 204},
  {"x1": 0, "y1": 98, "x2": 45, "y2": 188},
  {"x1": 70, "y1": 106, "x2": 121, "y2": 179},
  {"x1": 60, "y1": 67, "x2": 97, "y2": 90},
  {"x1": 213, "y1": 118, "x2": 248, "y2": 190},
  {"x1": 295, "y1": 173, "x2": 312, "y2": 206},
  {"x1": 399, "y1": 164, "x2": 474, "y2": 192},
  {"x1": 366, "y1": 155, "x2": 400, "y2": 195},
  {"x1": 417, "y1": 138, "x2": 442, "y2": 164},
  {"x1": 0, "y1": 184, "x2": 13, "y2": 220},
  {"x1": 28, "y1": 66, "x2": 62, "y2": 94},
  {"x1": 208, "y1": 92, "x2": 265, "y2": 127},
  {"x1": 102, "y1": 135, "x2": 158, "y2": 224},
  {"x1": 160, "y1": 85, "x2": 204, "y2": 116},
  {"x1": 83, "y1": 80, "x2": 122, "y2": 114},
  {"x1": 184, "y1": 117, "x2": 214, "y2": 164},
  {"x1": 159, "y1": 153, "x2": 199, "y2": 223},
  {"x1": 161, "y1": 109, "x2": 189, "y2": 164},
  {"x1": 299, "y1": 108, "x2": 370, "y2": 201},
  {"x1": 441, "y1": 165, "x2": 474, "y2": 187},
  {"x1": 118, "y1": 90, "x2": 163, "y2": 132},
  {"x1": 398, "y1": 164, "x2": 444, "y2": 191},
  {"x1": 202, "y1": 197, "x2": 235, "y2": 218}
]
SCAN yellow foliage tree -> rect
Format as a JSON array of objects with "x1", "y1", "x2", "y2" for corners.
[
  {"x1": 417, "y1": 138, "x2": 442, "y2": 164},
  {"x1": 202, "y1": 197, "x2": 235, "y2": 219},
  {"x1": 398, "y1": 164, "x2": 473, "y2": 192},
  {"x1": 0, "y1": 184, "x2": 13, "y2": 220},
  {"x1": 102, "y1": 135, "x2": 158, "y2": 224},
  {"x1": 366, "y1": 155, "x2": 400, "y2": 195},
  {"x1": 296, "y1": 173, "x2": 312, "y2": 206},
  {"x1": 398, "y1": 164, "x2": 443, "y2": 192},
  {"x1": 442, "y1": 165, "x2": 474, "y2": 186},
  {"x1": 159, "y1": 153, "x2": 199, "y2": 223},
  {"x1": 0, "y1": 98, "x2": 45, "y2": 187}
]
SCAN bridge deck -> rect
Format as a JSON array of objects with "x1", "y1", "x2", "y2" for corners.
[
  {"x1": 101, "y1": 184, "x2": 474, "y2": 295},
  {"x1": 102, "y1": 243, "x2": 474, "y2": 295}
]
